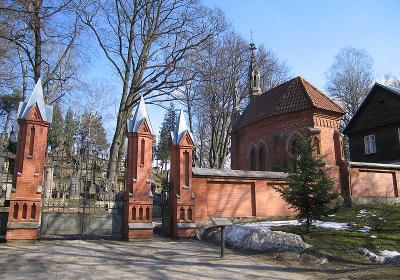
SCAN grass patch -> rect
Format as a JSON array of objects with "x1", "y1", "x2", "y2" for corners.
[{"x1": 269, "y1": 204, "x2": 400, "y2": 279}]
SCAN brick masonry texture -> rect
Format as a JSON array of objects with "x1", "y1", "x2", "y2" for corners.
[
  {"x1": 124, "y1": 120, "x2": 154, "y2": 240},
  {"x1": 6, "y1": 105, "x2": 49, "y2": 240}
]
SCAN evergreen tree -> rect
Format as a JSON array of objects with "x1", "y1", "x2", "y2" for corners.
[
  {"x1": 0, "y1": 90, "x2": 22, "y2": 150},
  {"x1": 156, "y1": 103, "x2": 176, "y2": 171},
  {"x1": 64, "y1": 108, "x2": 76, "y2": 156},
  {"x1": 77, "y1": 112, "x2": 109, "y2": 154},
  {"x1": 273, "y1": 136, "x2": 338, "y2": 232},
  {"x1": 47, "y1": 103, "x2": 64, "y2": 151}
]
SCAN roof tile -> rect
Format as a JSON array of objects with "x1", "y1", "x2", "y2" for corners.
[{"x1": 238, "y1": 76, "x2": 345, "y2": 128}]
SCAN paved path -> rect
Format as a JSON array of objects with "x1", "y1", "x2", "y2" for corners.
[{"x1": 0, "y1": 237, "x2": 314, "y2": 279}]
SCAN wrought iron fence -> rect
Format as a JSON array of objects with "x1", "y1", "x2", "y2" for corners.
[
  {"x1": 42, "y1": 150, "x2": 126, "y2": 214},
  {"x1": 0, "y1": 152, "x2": 14, "y2": 236}
]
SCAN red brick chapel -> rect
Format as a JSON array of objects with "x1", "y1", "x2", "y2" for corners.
[{"x1": 231, "y1": 44, "x2": 349, "y2": 194}]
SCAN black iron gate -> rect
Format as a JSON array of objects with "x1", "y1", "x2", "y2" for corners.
[
  {"x1": 161, "y1": 180, "x2": 172, "y2": 235},
  {"x1": 40, "y1": 151, "x2": 125, "y2": 239}
]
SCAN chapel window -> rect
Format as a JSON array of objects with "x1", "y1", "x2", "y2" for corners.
[
  {"x1": 312, "y1": 137, "x2": 321, "y2": 155},
  {"x1": 258, "y1": 146, "x2": 266, "y2": 171},
  {"x1": 250, "y1": 149, "x2": 256, "y2": 171}
]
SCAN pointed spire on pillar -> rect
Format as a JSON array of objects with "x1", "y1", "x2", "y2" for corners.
[
  {"x1": 17, "y1": 78, "x2": 53, "y2": 123},
  {"x1": 172, "y1": 110, "x2": 194, "y2": 145},
  {"x1": 127, "y1": 95, "x2": 153, "y2": 134}
]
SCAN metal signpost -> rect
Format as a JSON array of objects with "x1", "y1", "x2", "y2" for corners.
[{"x1": 209, "y1": 217, "x2": 233, "y2": 258}]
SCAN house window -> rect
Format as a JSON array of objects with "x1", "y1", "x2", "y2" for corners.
[
  {"x1": 250, "y1": 149, "x2": 256, "y2": 171},
  {"x1": 364, "y1": 134, "x2": 376, "y2": 154},
  {"x1": 397, "y1": 128, "x2": 400, "y2": 144}
]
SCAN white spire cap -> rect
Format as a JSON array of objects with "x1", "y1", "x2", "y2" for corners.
[
  {"x1": 17, "y1": 78, "x2": 53, "y2": 123},
  {"x1": 172, "y1": 110, "x2": 194, "y2": 145},
  {"x1": 127, "y1": 95, "x2": 153, "y2": 134}
]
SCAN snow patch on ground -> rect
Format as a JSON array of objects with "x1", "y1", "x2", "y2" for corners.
[
  {"x1": 358, "y1": 248, "x2": 400, "y2": 264},
  {"x1": 380, "y1": 250, "x2": 400, "y2": 258},
  {"x1": 358, "y1": 226, "x2": 372, "y2": 233},
  {"x1": 244, "y1": 220, "x2": 350, "y2": 230}
]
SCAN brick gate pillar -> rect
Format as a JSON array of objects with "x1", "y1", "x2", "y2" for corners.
[
  {"x1": 124, "y1": 96, "x2": 154, "y2": 239},
  {"x1": 6, "y1": 79, "x2": 53, "y2": 240},
  {"x1": 169, "y1": 110, "x2": 196, "y2": 237}
]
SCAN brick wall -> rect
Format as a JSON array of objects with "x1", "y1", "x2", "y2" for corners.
[
  {"x1": 192, "y1": 171, "x2": 293, "y2": 221},
  {"x1": 348, "y1": 162, "x2": 400, "y2": 200}
]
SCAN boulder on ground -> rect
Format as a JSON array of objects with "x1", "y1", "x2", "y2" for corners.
[{"x1": 203, "y1": 224, "x2": 311, "y2": 253}]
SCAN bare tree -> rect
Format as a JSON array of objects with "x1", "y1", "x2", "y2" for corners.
[
  {"x1": 182, "y1": 31, "x2": 290, "y2": 169},
  {"x1": 325, "y1": 47, "x2": 374, "y2": 126},
  {"x1": 78, "y1": 0, "x2": 223, "y2": 181},
  {"x1": 381, "y1": 73, "x2": 400, "y2": 88},
  {"x1": 0, "y1": 0, "x2": 84, "y2": 102}
]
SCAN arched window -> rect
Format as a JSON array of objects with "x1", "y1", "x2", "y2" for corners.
[
  {"x1": 22, "y1": 203, "x2": 27, "y2": 219},
  {"x1": 140, "y1": 138, "x2": 145, "y2": 166},
  {"x1": 132, "y1": 207, "x2": 136, "y2": 221},
  {"x1": 184, "y1": 151, "x2": 189, "y2": 186},
  {"x1": 139, "y1": 207, "x2": 143, "y2": 220},
  {"x1": 187, "y1": 207, "x2": 193, "y2": 221},
  {"x1": 179, "y1": 207, "x2": 185, "y2": 221},
  {"x1": 258, "y1": 146, "x2": 266, "y2": 171},
  {"x1": 250, "y1": 149, "x2": 256, "y2": 171},
  {"x1": 253, "y1": 74, "x2": 257, "y2": 87},
  {"x1": 29, "y1": 126, "x2": 35, "y2": 156},
  {"x1": 290, "y1": 137, "x2": 302, "y2": 170},
  {"x1": 13, "y1": 203, "x2": 19, "y2": 219},
  {"x1": 31, "y1": 203, "x2": 36, "y2": 219},
  {"x1": 291, "y1": 138, "x2": 301, "y2": 158},
  {"x1": 312, "y1": 137, "x2": 321, "y2": 155},
  {"x1": 145, "y1": 207, "x2": 150, "y2": 221}
]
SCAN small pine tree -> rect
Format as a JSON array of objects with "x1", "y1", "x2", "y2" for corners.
[
  {"x1": 77, "y1": 111, "x2": 109, "y2": 153},
  {"x1": 64, "y1": 108, "x2": 76, "y2": 156},
  {"x1": 273, "y1": 135, "x2": 338, "y2": 231},
  {"x1": 156, "y1": 103, "x2": 176, "y2": 171}
]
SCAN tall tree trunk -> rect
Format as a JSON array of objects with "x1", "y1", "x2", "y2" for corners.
[
  {"x1": 33, "y1": 0, "x2": 42, "y2": 82},
  {"x1": 107, "y1": 109, "x2": 129, "y2": 182}
]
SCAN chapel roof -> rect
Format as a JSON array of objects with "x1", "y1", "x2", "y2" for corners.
[{"x1": 237, "y1": 76, "x2": 345, "y2": 128}]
